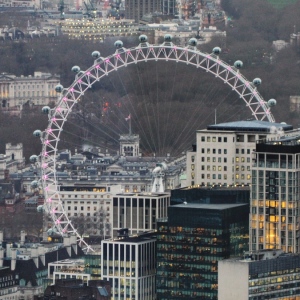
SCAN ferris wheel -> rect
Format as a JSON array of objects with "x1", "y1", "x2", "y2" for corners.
[{"x1": 33, "y1": 34, "x2": 276, "y2": 252}]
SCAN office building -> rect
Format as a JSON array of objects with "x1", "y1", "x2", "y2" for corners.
[
  {"x1": 219, "y1": 250, "x2": 300, "y2": 300},
  {"x1": 170, "y1": 185, "x2": 250, "y2": 205},
  {"x1": 125, "y1": 0, "x2": 161, "y2": 23},
  {"x1": 250, "y1": 131, "x2": 300, "y2": 253},
  {"x1": 101, "y1": 232, "x2": 156, "y2": 300},
  {"x1": 156, "y1": 202, "x2": 249, "y2": 300},
  {"x1": 185, "y1": 120, "x2": 293, "y2": 187},
  {"x1": 112, "y1": 192, "x2": 170, "y2": 236}
]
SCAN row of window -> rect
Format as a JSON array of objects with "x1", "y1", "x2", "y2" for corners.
[
  {"x1": 200, "y1": 174, "x2": 251, "y2": 180},
  {"x1": 61, "y1": 194, "x2": 110, "y2": 199},
  {"x1": 201, "y1": 136, "x2": 227, "y2": 142}
]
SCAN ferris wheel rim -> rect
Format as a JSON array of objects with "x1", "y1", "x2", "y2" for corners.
[{"x1": 40, "y1": 39, "x2": 276, "y2": 253}]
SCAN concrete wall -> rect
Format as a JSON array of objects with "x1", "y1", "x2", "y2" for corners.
[{"x1": 218, "y1": 260, "x2": 249, "y2": 300}]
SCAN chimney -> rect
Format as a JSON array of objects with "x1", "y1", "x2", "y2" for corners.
[
  {"x1": 38, "y1": 245, "x2": 45, "y2": 266},
  {"x1": 31, "y1": 247, "x2": 39, "y2": 268},
  {"x1": 6, "y1": 243, "x2": 12, "y2": 258},
  {"x1": 20, "y1": 231, "x2": 26, "y2": 245},
  {"x1": 0, "y1": 247, "x2": 4, "y2": 267},
  {"x1": 11, "y1": 248, "x2": 17, "y2": 271}
]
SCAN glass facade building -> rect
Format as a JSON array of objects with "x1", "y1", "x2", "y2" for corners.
[
  {"x1": 250, "y1": 138, "x2": 300, "y2": 253},
  {"x1": 101, "y1": 233, "x2": 156, "y2": 300},
  {"x1": 156, "y1": 203, "x2": 249, "y2": 300}
]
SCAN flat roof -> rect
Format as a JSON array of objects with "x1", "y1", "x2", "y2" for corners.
[
  {"x1": 206, "y1": 120, "x2": 293, "y2": 132},
  {"x1": 173, "y1": 203, "x2": 247, "y2": 210}
]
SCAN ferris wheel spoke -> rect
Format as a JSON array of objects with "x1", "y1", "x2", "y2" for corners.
[{"x1": 37, "y1": 35, "x2": 276, "y2": 253}]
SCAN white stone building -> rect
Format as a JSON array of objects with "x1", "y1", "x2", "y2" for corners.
[
  {"x1": 0, "y1": 143, "x2": 25, "y2": 179},
  {"x1": 185, "y1": 120, "x2": 293, "y2": 187},
  {"x1": 0, "y1": 72, "x2": 60, "y2": 110},
  {"x1": 219, "y1": 250, "x2": 300, "y2": 300},
  {"x1": 101, "y1": 232, "x2": 156, "y2": 300}
]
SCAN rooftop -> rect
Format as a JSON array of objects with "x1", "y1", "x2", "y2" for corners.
[
  {"x1": 173, "y1": 203, "x2": 247, "y2": 210},
  {"x1": 205, "y1": 120, "x2": 293, "y2": 132}
]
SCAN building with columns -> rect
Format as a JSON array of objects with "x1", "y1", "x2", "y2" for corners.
[{"x1": 0, "y1": 72, "x2": 60, "y2": 110}]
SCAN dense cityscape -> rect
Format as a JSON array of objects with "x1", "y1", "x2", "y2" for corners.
[{"x1": 0, "y1": 0, "x2": 300, "y2": 299}]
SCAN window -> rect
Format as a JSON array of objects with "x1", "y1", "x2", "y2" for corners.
[
  {"x1": 212, "y1": 137, "x2": 216, "y2": 142},
  {"x1": 224, "y1": 149, "x2": 227, "y2": 154},
  {"x1": 218, "y1": 149, "x2": 221, "y2": 154},
  {"x1": 236, "y1": 157, "x2": 239, "y2": 162},
  {"x1": 236, "y1": 149, "x2": 239, "y2": 154},
  {"x1": 207, "y1": 149, "x2": 211, "y2": 154},
  {"x1": 201, "y1": 165, "x2": 205, "y2": 170},
  {"x1": 218, "y1": 166, "x2": 222, "y2": 171},
  {"x1": 201, "y1": 148, "x2": 205, "y2": 153},
  {"x1": 218, "y1": 174, "x2": 221, "y2": 179},
  {"x1": 201, "y1": 136, "x2": 205, "y2": 142},
  {"x1": 224, "y1": 137, "x2": 227, "y2": 142},
  {"x1": 213, "y1": 174, "x2": 216, "y2": 179},
  {"x1": 241, "y1": 149, "x2": 245, "y2": 154},
  {"x1": 207, "y1": 166, "x2": 211, "y2": 171},
  {"x1": 213, "y1": 149, "x2": 216, "y2": 154},
  {"x1": 218, "y1": 157, "x2": 221, "y2": 162},
  {"x1": 207, "y1": 137, "x2": 211, "y2": 142},
  {"x1": 218, "y1": 137, "x2": 221, "y2": 142},
  {"x1": 224, "y1": 158, "x2": 227, "y2": 163},
  {"x1": 201, "y1": 157, "x2": 205, "y2": 162}
]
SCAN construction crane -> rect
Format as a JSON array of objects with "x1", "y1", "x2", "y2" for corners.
[
  {"x1": 83, "y1": 0, "x2": 97, "y2": 19},
  {"x1": 58, "y1": 0, "x2": 65, "y2": 20}
]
